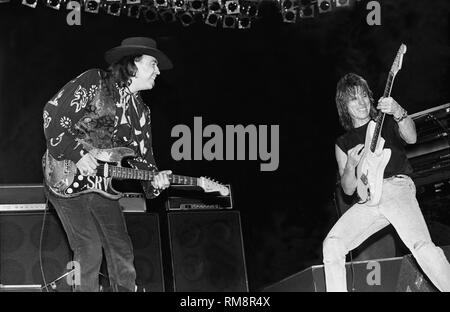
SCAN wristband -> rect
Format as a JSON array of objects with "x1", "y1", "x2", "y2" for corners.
[{"x1": 394, "y1": 108, "x2": 408, "y2": 122}]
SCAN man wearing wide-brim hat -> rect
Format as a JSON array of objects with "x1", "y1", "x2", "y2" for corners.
[{"x1": 42, "y1": 37, "x2": 172, "y2": 291}]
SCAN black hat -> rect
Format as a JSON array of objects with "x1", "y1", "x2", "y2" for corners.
[{"x1": 104, "y1": 37, "x2": 173, "y2": 70}]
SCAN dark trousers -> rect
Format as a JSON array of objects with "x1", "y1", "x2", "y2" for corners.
[{"x1": 48, "y1": 193, "x2": 136, "y2": 292}]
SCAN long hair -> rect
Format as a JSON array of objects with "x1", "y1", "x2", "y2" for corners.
[
  {"x1": 335, "y1": 73, "x2": 378, "y2": 131},
  {"x1": 101, "y1": 54, "x2": 143, "y2": 98}
]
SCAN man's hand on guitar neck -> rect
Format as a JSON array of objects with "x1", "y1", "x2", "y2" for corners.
[
  {"x1": 377, "y1": 97, "x2": 417, "y2": 144},
  {"x1": 76, "y1": 153, "x2": 99, "y2": 176},
  {"x1": 151, "y1": 170, "x2": 172, "y2": 191},
  {"x1": 377, "y1": 97, "x2": 405, "y2": 118}
]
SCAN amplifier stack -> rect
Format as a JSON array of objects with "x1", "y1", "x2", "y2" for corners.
[
  {"x1": 406, "y1": 103, "x2": 450, "y2": 233},
  {"x1": 0, "y1": 182, "x2": 249, "y2": 292}
]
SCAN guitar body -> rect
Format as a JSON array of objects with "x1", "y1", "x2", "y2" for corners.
[
  {"x1": 356, "y1": 121, "x2": 391, "y2": 206},
  {"x1": 43, "y1": 147, "x2": 136, "y2": 200}
]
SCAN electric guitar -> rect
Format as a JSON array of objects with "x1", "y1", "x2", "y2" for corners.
[
  {"x1": 42, "y1": 145, "x2": 230, "y2": 200},
  {"x1": 356, "y1": 43, "x2": 407, "y2": 206}
]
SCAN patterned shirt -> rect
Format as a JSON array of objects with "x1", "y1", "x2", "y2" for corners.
[{"x1": 43, "y1": 69, "x2": 160, "y2": 197}]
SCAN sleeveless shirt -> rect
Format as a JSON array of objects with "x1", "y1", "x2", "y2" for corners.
[{"x1": 335, "y1": 116, "x2": 413, "y2": 179}]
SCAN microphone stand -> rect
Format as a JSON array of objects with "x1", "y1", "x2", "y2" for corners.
[{"x1": 41, "y1": 269, "x2": 76, "y2": 292}]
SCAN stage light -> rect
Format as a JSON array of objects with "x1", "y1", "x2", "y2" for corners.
[
  {"x1": 126, "y1": 0, "x2": 140, "y2": 4},
  {"x1": 317, "y1": 0, "x2": 332, "y2": 13},
  {"x1": 222, "y1": 14, "x2": 237, "y2": 28},
  {"x1": 224, "y1": 0, "x2": 239, "y2": 15},
  {"x1": 193, "y1": 11, "x2": 205, "y2": 23},
  {"x1": 22, "y1": 0, "x2": 38, "y2": 8},
  {"x1": 282, "y1": 9, "x2": 296, "y2": 23},
  {"x1": 281, "y1": 0, "x2": 298, "y2": 23},
  {"x1": 173, "y1": 0, "x2": 187, "y2": 11},
  {"x1": 179, "y1": 11, "x2": 194, "y2": 26},
  {"x1": 282, "y1": 0, "x2": 292, "y2": 10},
  {"x1": 160, "y1": 8, "x2": 177, "y2": 23},
  {"x1": 281, "y1": 0, "x2": 299, "y2": 11},
  {"x1": 142, "y1": 5, "x2": 158, "y2": 22},
  {"x1": 207, "y1": 0, "x2": 222, "y2": 13},
  {"x1": 238, "y1": 15, "x2": 251, "y2": 29},
  {"x1": 299, "y1": 4, "x2": 314, "y2": 18},
  {"x1": 336, "y1": 0, "x2": 350, "y2": 7},
  {"x1": 189, "y1": 0, "x2": 205, "y2": 12},
  {"x1": 240, "y1": 0, "x2": 258, "y2": 19},
  {"x1": 205, "y1": 12, "x2": 221, "y2": 27},
  {"x1": 46, "y1": 0, "x2": 61, "y2": 10},
  {"x1": 107, "y1": 0, "x2": 122, "y2": 16},
  {"x1": 0, "y1": 0, "x2": 11, "y2": 3},
  {"x1": 127, "y1": 4, "x2": 141, "y2": 18},
  {"x1": 154, "y1": 0, "x2": 168, "y2": 8},
  {"x1": 85, "y1": 0, "x2": 100, "y2": 13},
  {"x1": 247, "y1": 2, "x2": 258, "y2": 18}
]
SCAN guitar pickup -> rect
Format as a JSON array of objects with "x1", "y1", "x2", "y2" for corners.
[{"x1": 360, "y1": 174, "x2": 369, "y2": 186}]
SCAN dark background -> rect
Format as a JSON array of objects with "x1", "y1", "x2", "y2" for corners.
[{"x1": 0, "y1": 0, "x2": 449, "y2": 291}]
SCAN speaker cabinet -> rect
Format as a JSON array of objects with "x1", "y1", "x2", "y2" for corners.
[
  {"x1": 0, "y1": 212, "x2": 72, "y2": 291},
  {"x1": 1, "y1": 211, "x2": 164, "y2": 292},
  {"x1": 167, "y1": 210, "x2": 248, "y2": 292},
  {"x1": 125, "y1": 213, "x2": 164, "y2": 292}
]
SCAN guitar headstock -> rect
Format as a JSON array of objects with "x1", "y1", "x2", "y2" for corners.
[
  {"x1": 198, "y1": 177, "x2": 230, "y2": 196},
  {"x1": 390, "y1": 43, "x2": 407, "y2": 77}
]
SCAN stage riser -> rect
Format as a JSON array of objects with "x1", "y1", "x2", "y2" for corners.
[{"x1": 262, "y1": 246, "x2": 450, "y2": 292}]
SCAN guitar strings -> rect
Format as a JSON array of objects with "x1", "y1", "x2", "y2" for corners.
[{"x1": 93, "y1": 164, "x2": 197, "y2": 184}]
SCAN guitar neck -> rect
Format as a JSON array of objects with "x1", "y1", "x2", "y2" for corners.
[
  {"x1": 102, "y1": 164, "x2": 199, "y2": 186},
  {"x1": 382, "y1": 72, "x2": 395, "y2": 99},
  {"x1": 370, "y1": 72, "x2": 396, "y2": 152}
]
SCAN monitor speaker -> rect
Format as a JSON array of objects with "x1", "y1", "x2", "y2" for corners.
[
  {"x1": 0, "y1": 211, "x2": 165, "y2": 292},
  {"x1": 0, "y1": 212, "x2": 72, "y2": 291}
]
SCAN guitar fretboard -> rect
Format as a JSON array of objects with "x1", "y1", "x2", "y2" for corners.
[
  {"x1": 370, "y1": 72, "x2": 395, "y2": 152},
  {"x1": 98, "y1": 164, "x2": 199, "y2": 186}
]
